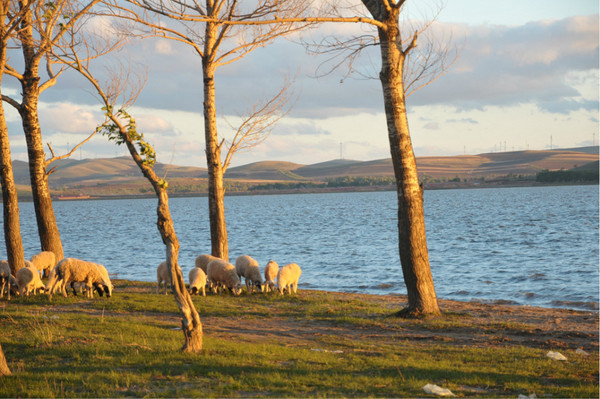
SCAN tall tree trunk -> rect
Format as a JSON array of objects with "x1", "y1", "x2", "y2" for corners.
[
  {"x1": 0, "y1": 14, "x2": 26, "y2": 275},
  {"x1": 0, "y1": 343, "x2": 10, "y2": 376},
  {"x1": 376, "y1": 6, "x2": 440, "y2": 316},
  {"x1": 17, "y1": 4, "x2": 63, "y2": 261},
  {"x1": 203, "y1": 22, "x2": 229, "y2": 261},
  {"x1": 120, "y1": 125, "x2": 203, "y2": 352}
]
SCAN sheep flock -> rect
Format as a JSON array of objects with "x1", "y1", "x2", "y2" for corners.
[{"x1": 0, "y1": 251, "x2": 301, "y2": 300}]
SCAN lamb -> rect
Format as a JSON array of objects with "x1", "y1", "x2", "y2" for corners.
[
  {"x1": 0, "y1": 260, "x2": 18, "y2": 300},
  {"x1": 16, "y1": 261, "x2": 46, "y2": 296},
  {"x1": 263, "y1": 260, "x2": 279, "y2": 293},
  {"x1": 188, "y1": 267, "x2": 207, "y2": 296},
  {"x1": 194, "y1": 254, "x2": 220, "y2": 274},
  {"x1": 276, "y1": 263, "x2": 302, "y2": 295},
  {"x1": 206, "y1": 259, "x2": 242, "y2": 296},
  {"x1": 156, "y1": 261, "x2": 172, "y2": 295},
  {"x1": 235, "y1": 255, "x2": 264, "y2": 293},
  {"x1": 46, "y1": 258, "x2": 113, "y2": 299},
  {"x1": 30, "y1": 251, "x2": 56, "y2": 278}
]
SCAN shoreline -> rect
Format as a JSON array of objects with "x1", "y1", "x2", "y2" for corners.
[
  {"x1": 9, "y1": 180, "x2": 597, "y2": 202},
  {"x1": 113, "y1": 279, "x2": 600, "y2": 314}
]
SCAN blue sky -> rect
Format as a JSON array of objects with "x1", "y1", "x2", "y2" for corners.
[{"x1": 4, "y1": 0, "x2": 599, "y2": 168}]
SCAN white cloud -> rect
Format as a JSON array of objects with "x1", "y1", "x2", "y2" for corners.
[{"x1": 38, "y1": 103, "x2": 100, "y2": 135}]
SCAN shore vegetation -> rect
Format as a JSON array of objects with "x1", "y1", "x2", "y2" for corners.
[{"x1": 1, "y1": 281, "x2": 597, "y2": 397}]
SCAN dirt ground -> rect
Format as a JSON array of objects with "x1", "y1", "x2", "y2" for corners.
[
  {"x1": 54, "y1": 283, "x2": 599, "y2": 355},
  {"x1": 198, "y1": 290, "x2": 599, "y2": 354}
]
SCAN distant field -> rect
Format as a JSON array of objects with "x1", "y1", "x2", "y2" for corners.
[{"x1": 8, "y1": 147, "x2": 599, "y2": 198}]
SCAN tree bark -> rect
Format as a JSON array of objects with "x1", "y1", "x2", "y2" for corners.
[
  {"x1": 0, "y1": 343, "x2": 10, "y2": 376},
  {"x1": 16, "y1": 3, "x2": 64, "y2": 262},
  {"x1": 203, "y1": 22, "x2": 229, "y2": 261},
  {"x1": 0, "y1": 7, "x2": 26, "y2": 275},
  {"x1": 371, "y1": 2, "x2": 440, "y2": 316}
]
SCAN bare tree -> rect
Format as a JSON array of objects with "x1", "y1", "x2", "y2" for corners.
[
  {"x1": 2, "y1": 0, "x2": 101, "y2": 263},
  {"x1": 52, "y1": 23, "x2": 203, "y2": 352},
  {"x1": 0, "y1": 343, "x2": 10, "y2": 376},
  {"x1": 102, "y1": 0, "x2": 307, "y2": 261},
  {"x1": 337, "y1": 0, "x2": 450, "y2": 316},
  {"x1": 0, "y1": 0, "x2": 28, "y2": 274},
  {"x1": 205, "y1": 0, "x2": 453, "y2": 316}
]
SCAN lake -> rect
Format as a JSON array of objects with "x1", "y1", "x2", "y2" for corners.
[{"x1": 2, "y1": 185, "x2": 598, "y2": 311}]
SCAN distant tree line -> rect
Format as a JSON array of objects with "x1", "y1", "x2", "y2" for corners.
[
  {"x1": 249, "y1": 176, "x2": 396, "y2": 191},
  {"x1": 536, "y1": 169, "x2": 599, "y2": 183}
]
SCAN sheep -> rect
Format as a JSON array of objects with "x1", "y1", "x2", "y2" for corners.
[
  {"x1": 156, "y1": 261, "x2": 172, "y2": 295},
  {"x1": 188, "y1": 267, "x2": 207, "y2": 296},
  {"x1": 206, "y1": 259, "x2": 242, "y2": 296},
  {"x1": 0, "y1": 260, "x2": 18, "y2": 300},
  {"x1": 30, "y1": 251, "x2": 56, "y2": 278},
  {"x1": 90, "y1": 263, "x2": 113, "y2": 297},
  {"x1": 235, "y1": 255, "x2": 264, "y2": 293},
  {"x1": 16, "y1": 261, "x2": 46, "y2": 296},
  {"x1": 276, "y1": 263, "x2": 302, "y2": 295},
  {"x1": 46, "y1": 258, "x2": 112, "y2": 299},
  {"x1": 263, "y1": 260, "x2": 279, "y2": 293},
  {"x1": 194, "y1": 254, "x2": 220, "y2": 274}
]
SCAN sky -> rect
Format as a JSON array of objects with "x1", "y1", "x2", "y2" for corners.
[{"x1": 3, "y1": 0, "x2": 599, "y2": 168}]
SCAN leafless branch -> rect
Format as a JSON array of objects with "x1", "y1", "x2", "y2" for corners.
[{"x1": 222, "y1": 74, "x2": 296, "y2": 172}]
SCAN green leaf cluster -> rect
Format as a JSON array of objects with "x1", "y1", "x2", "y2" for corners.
[{"x1": 99, "y1": 108, "x2": 157, "y2": 168}]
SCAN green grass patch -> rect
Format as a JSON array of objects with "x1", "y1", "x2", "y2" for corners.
[{"x1": 0, "y1": 285, "x2": 597, "y2": 398}]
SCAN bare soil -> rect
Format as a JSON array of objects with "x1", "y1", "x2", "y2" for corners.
[
  {"x1": 115, "y1": 284, "x2": 599, "y2": 355},
  {"x1": 208, "y1": 293, "x2": 598, "y2": 353}
]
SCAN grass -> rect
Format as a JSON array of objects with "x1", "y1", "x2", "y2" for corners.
[{"x1": 0, "y1": 281, "x2": 597, "y2": 398}]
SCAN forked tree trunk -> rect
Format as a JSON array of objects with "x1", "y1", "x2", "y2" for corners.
[
  {"x1": 203, "y1": 23, "x2": 229, "y2": 261},
  {"x1": 368, "y1": 1, "x2": 440, "y2": 316},
  {"x1": 120, "y1": 132, "x2": 203, "y2": 352},
  {"x1": 0, "y1": 17, "x2": 26, "y2": 275},
  {"x1": 0, "y1": 343, "x2": 10, "y2": 376},
  {"x1": 16, "y1": 4, "x2": 64, "y2": 262}
]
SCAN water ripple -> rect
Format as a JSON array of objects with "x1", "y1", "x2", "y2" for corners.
[{"x1": 1, "y1": 186, "x2": 598, "y2": 312}]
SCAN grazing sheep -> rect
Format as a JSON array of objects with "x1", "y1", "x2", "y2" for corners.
[
  {"x1": 263, "y1": 260, "x2": 279, "y2": 293},
  {"x1": 276, "y1": 263, "x2": 302, "y2": 295},
  {"x1": 16, "y1": 261, "x2": 46, "y2": 296},
  {"x1": 90, "y1": 263, "x2": 113, "y2": 297},
  {"x1": 235, "y1": 255, "x2": 264, "y2": 293},
  {"x1": 0, "y1": 260, "x2": 18, "y2": 300},
  {"x1": 188, "y1": 267, "x2": 207, "y2": 296},
  {"x1": 46, "y1": 258, "x2": 112, "y2": 299},
  {"x1": 194, "y1": 254, "x2": 220, "y2": 274},
  {"x1": 156, "y1": 261, "x2": 172, "y2": 295},
  {"x1": 206, "y1": 259, "x2": 242, "y2": 295},
  {"x1": 30, "y1": 251, "x2": 56, "y2": 278}
]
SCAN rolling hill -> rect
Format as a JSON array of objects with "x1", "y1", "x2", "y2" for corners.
[{"x1": 7, "y1": 146, "x2": 598, "y2": 197}]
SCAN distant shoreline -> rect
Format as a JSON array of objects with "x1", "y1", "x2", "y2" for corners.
[{"x1": 10, "y1": 179, "x2": 597, "y2": 202}]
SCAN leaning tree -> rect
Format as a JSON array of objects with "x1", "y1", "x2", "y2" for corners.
[{"x1": 51, "y1": 17, "x2": 204, "y2": 351}]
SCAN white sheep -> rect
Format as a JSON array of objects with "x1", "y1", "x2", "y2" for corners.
[
  {"x1": 156, "y1": 261, "x2": 172, "y2": 295},
  {"x1": 16, "y1": 261, "x2": 46, "y2": 296},
  {"x1": 276, "y1": 263, "x2": 302, "y2": 295},
  {"x1": 30, "y1": 251, "x2": 56, "y2": 278},
  {"x1": 263, "y1": 260, "x2": 279, "y2": 293},
  {"x1": 0, "y1": 260, "x2": 18, "y2": 300},
  {"x1": 206, "y1": 259, "x2": 242, "y2": 296},
  {"x1": 194, "y1": 254, "x2": 220, "y2": 274},
  {"x1": 235, "y1": 255, "x2": 264, "y2": 293},
  {"x1": 188, "y1": 267, "x2": 207, "y2": 296},
  {"x1": 46, "y1": 258, "x2": 112, "y2": 299}
]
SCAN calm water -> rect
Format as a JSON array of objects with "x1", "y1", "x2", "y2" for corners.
[{"x1": 2, "y1": 185, "x2": 598, "y2": 311}]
